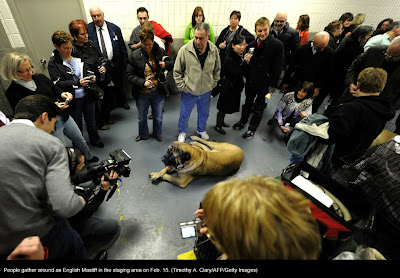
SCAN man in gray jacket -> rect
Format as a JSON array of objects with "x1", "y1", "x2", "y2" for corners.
[
  {"x1": 0, "y1": 95, "x2": 87, "y2": 259},
  {"x1": 174, "y1": 22, "x2": 220, "y2": 142}
]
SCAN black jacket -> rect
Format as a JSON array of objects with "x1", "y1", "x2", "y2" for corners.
[
  {"x1": 216, "y1": 49, "x2": 245, "y2": 114},
  {"x1": 283, "y1": 41, "x2": 334, "y2": 90},
  {"x1": 5, "y1": 74, "x2": 69, "y2": 121},
  {"x1": 340, "y1": 45, "x2": 400, "y2": 109},
  {"x1": 324, "y1": 95, "x2": 395, "y2": 166},
  {"x1": 48, "y1": 50, "x2": 97, "y2": 104},
  {"x1": 126, "y1": 43, "x2": 174, "y2": 95},
  {"x1": 216, "y1": 25, "x2": 255, "y2": 62},
  {"x1": 72, "y1": 40, "x2": 114, "y2": 86},
  {"x1": 242, "y1": 35, "x2": 284, "y2": 92},
  {"x1": 270, "y1": 22, "x2": 300, "y2": 66}
]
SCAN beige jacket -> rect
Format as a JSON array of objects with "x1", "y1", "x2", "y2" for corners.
[{"x1": 173, "y1": 40, "x2": 220, "y2": 96}]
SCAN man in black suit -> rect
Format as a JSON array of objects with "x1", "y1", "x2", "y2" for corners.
[
  {"x1": 281, "y1": 31, "x2": 334, "y2": 113},
  {"x1": 88, "y1": 6, "x2": 130, "y2": 111},
  {"x1": 232, "y1": 17, "x2": 284, "y2": 139}
]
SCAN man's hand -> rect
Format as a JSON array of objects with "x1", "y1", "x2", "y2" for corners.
[
  {"x1": 100, "y1": 170, "x2": 119, "y2": 191},
  {"x1": 349, "y1": 83, "x2": 358, "y2": 96},
  {"x1": 7, "y1": 236, "x2": 45, "y2": 260}
]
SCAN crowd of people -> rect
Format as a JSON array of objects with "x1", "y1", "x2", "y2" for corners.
[{"x1": 0, "y1": 4, "x2": 399, "y2": 261}]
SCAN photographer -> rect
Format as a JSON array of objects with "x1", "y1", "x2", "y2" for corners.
[{"x1": 67, "y1": 147, "x2": 120, "y2": 260}]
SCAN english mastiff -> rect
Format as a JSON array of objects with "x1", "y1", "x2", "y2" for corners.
[{"x1": 149, "y1": 136, "x2": 244, "y2": 188}]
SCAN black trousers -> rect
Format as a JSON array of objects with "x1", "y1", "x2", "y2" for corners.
[{"x1": 240, "y1": 86, "x2": 267, "y2": 132}]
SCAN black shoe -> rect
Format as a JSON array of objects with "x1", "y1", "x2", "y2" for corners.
[
  {"x1": 95, "y1": 250, "x2": 107, "y2": 260},
  {"x1": 122, "y1": 104, "x2": 130, "y2": 110},
  {"x1": 233, "y1": 121, "x2": 247, "y2": 130},
  {"x1": 215, "y1": 126, "x2": 226, "y2": 135},
  {"x1": 148, "y1": 114, "x2": 153, "y2": 119},
  {"x1": 106, "y1": 119, "x2": 116, "y2": 124},
  {"x1": 222, "y1": 122, "x2": 230, "y2": 128},
  {"x1": 93, "y1": 141, "x2": 104, "y2": 148},
  {"x1": 98, "y1": 125, "x2": 110, "y2": 130},
  {"x1": 87, "y1": 156, "x2": 99, "y2": 163},
  {"x1": 242, "y1": 130, "x2": 254, "y2": 139},
  {"x1": 154, "y1": 136, "x2": 162, "y2": 142}
]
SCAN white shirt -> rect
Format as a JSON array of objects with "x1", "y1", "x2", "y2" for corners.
[
  {"x1": 10, "y1": 119, "x2": 35, "y2": 127},
  {"x1": 95, "y1": 22, "x2": 113, "y2": 61}
]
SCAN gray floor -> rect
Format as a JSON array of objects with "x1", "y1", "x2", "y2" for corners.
[{"x1": 82, "y1": 91, "x2": 308, "y2": 260}]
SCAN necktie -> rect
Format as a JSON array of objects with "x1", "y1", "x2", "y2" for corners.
[{"x1": 99, "y1": 27, "x2": 108, "y2": 58}]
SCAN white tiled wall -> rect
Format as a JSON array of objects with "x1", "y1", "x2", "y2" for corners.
[
  {"x1": 0, "y1": 0, "x2": 25, "y2": 48},
  {"x1": 82, "y1": 0, "x2": 400, "y2": 43}
]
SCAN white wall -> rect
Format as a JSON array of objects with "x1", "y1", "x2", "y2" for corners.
[
  {"x1": 0, "y1": 0, "x2": 24, "y2": 48},
  {"x1": 82, "y1": 0, "x2": 400, "y2": 43}
]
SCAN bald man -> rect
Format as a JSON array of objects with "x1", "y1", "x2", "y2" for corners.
[
  {"x1": 270, "y1": 12, "x2": 300, "y2": 71},
  {"x1": 87, "y1": 6, "x2": 130, "y2": 110},
  {"x1": 281, "y1": 31, "x2": 334, "y2": 113}
]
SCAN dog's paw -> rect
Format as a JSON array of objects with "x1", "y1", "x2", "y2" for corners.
[
  {"x1": 149, "y1": 172, "x2": 162, "y2": 181},
  {"x1": 190, "y1": 135, "x2": 201, "y2": 141}
]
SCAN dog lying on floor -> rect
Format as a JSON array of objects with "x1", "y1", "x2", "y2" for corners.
[{"x1": 149, "y1": 136, "x2": 244, "y2": 188}]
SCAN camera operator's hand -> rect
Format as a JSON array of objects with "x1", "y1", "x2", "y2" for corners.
[
  {"x1": 194, "y1": 209, "x2": 208, "y2": 235},
  {"x1": 7, "y1": 236, "x2": 45, "y2": 260},
  {"x1": 100, "y1": 170, "x2": 119, "y2": 191}
]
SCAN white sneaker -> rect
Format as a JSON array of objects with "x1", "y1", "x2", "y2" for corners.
[
  {"x1": 178, "y1": 132, "x2": 186, "y2": 142},
  {"x1": 197, "y1": 131, "x2": 209, "y2": 140}
]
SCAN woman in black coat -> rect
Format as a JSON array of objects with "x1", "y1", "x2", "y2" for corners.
[
  {"x1": 334, "y1": 25, "x2": 374, "y2": 102},
  {"x1": 215, "y1": 11, "x2": 254, "y2": 63},
  {"x1": 214, "y1": 35, "x2": 247, "y2": 135}
]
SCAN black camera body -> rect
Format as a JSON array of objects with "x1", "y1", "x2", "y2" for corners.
[{"x1": 73, "y1": 149, "x2": 131, "y2": 201}]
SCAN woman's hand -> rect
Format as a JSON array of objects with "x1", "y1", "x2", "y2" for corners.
[
  {"x1": 244, "y1": 53, "x2": 252, "y2": 63},
  {"x1": 299, "y1": 110, "x2": 307, "y2": 118},
  {"x1": 61, "y1": 92, "x2": 73, "y2": 102},
  {"x1": 194, "y1": 209, "x2": 208, "y2": 235},
  {"x1": 144, "y1": 80, "x2": 153, "y2": 88},
  {"x1": 219, "y1": 42, "x2": 226, "y2": 49},
  {"x1": 80, "y1": 76, "x2": 93, "y2": 87},
  {"x1": 280, "y1": 125, "x2": 290, "y2": 133},
  {"x1": 98, "y1": 66, "x2": 106, "y2": 74}
]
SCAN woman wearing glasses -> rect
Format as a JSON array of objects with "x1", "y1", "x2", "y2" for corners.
[
  {"x1": 48, "y1": 30, "x2": 104, "y2": 149},
  {"x1": 184, "y1": 6, "x2": 215, "y2": 44},
  {"x1": 126, "y1": 23, "x2": 174, "y2": 142},
  {"x1": 0, "y1": 52, "x2": 98, "y2": 162}
]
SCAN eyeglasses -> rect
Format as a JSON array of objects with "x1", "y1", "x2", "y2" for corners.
[
  {"x1": 17, "y1": 66, "x2": 34, "y2": 74},
  {"x1": 384, "y1": 52, "x2": 400, "y2": 60},
  {"x1": 274, "y1": 19, "x2": 286, "y2": 23}
]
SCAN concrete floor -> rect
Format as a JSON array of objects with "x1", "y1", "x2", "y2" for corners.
[{"x1": 83, "y1": 91, "x2": 304, "y2": 260}]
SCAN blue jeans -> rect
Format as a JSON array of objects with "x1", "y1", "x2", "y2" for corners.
[
  {"x1": 136, "y1": 90, "x2": 165, "y2": 138},
  {"x1": 69, "y1": 98, "x2": 101, "y2": 145},
  {"x1": 53, "y1": 116, "x2": 95, "y2": 160},
  {"x1": 178, "y1": 91, "x2": 211, "y2": 134}
]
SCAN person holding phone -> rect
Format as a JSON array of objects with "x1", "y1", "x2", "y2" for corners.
[
  {"x1": 0, "y1": 52, "x2": 98, "y2": 163},
  {"x1": 48, "y1": 30, "x2": 104, "y2": 148}
]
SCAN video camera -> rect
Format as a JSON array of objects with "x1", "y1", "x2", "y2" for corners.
[{"x1": 73, "y1": 149, "x2": 131, "y2": 201}]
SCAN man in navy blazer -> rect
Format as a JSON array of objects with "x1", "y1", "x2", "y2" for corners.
[{"x1": 88, "y1": 6, "x2": 130, "y2": 110}]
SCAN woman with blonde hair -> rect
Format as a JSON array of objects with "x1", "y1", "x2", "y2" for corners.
[
  {"x1": 195, "y1": 176, "x2": 322, "y2": 260},
  {"x1": 0, "y1": 51, "x2": 98, "y2": 162}
]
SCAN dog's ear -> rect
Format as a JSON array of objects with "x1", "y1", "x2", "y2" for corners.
[{"x1": 181, "y1": 152, "x2": 191, "y2": 162}]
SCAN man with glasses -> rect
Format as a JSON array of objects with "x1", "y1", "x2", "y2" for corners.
[
  {"x1": 364, "y1": 21, "x2": 400, "y2": 52},
  {"x1": 87, "y1": 5, "x2": 130, "y2": 110},
  {"x1": 128, "y1": 7, "x2": 173, "y2": 54},
  {"x1": 340, "y1": 36, "x2": 400, "y2": 133},
  {"x1": 270, "y1": 11, "x2": 300, "y2": 90}
]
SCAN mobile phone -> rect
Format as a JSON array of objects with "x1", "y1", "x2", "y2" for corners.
[
  {"x1": 64, "y1": 98, "x2": 69, "y2": 105},
  {"x1": 248, "y1": 47, "x2": 255, "y2": 55}
]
